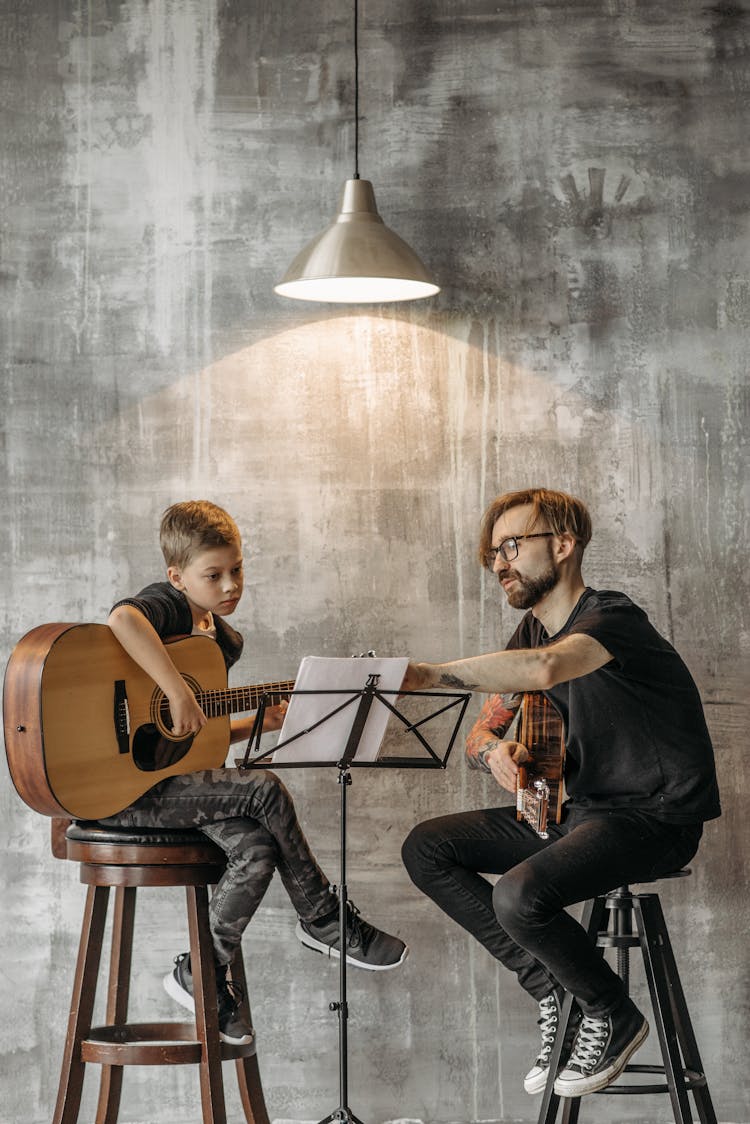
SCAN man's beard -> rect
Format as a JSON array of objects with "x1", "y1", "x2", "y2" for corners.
[{"x1": 501, "y1": 557, "x2": 559, "y2": 609}]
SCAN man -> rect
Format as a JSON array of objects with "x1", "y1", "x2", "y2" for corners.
[{"x1": 401, "y1": 487, "x2": 719, "y2": 1097}]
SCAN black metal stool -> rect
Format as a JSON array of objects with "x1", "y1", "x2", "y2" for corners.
[
  {"x1": 51, "y1": 820, "x2": 270, "y2": 1124},
  {"x1": 537, "y1": 869, "x2": 717, "y2": 1124}
]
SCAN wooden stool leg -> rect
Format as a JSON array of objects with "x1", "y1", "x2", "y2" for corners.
[
  {"x1": 634, "y1": 894, "x2": 718, "y2": 1124},
  {"x1": 53, "y1": 885, "x2": 110, "y2": 1124},
  {"x1": 229, "y1": 950, "x2": 270, "y2": 1124},
  {"x1": 186, "y1": 884, "x2": 227, "y2": 1124},
  {"x1": 95, "y1": 886, "x2": 137, "y2": 1124}
]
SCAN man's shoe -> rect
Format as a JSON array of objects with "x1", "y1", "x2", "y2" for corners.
[
  {"x1": 524, "y1": 990, "x2": 582, "y2": 1094},
  {"x1": 163, "y1": 952, "x2": 256, "y2": 1048},
  {"x1": 553, "y1": 997, "x2": 648, "y2": 1096},
  {"x1": 296, "y1": 899, "x2": 408, "y2": 971}
]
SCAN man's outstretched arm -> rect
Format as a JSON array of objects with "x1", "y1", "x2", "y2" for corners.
[{"x1": 402, "y1": 632, "x2": 613, "y2": 695}]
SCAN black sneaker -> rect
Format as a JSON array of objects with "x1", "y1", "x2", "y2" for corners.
[
  {"x1": 524, "y1": 990, "x2": 582, "y2": 1094},
  {"x1": 296, "y1": 899, "x2": 408, "y2": 971},
  {"x1": 163, "y1": 952, "x2": 256, "y2": 1048},
  {"x1": 553, "y1": 996, "x2": 648, "y2": 1096}
]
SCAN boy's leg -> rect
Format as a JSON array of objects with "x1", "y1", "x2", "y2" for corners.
[
  {"x1": 102, "y1": 767, "x2": 406, "y2": 970},
  {"x1": 103, "y1": 768, "x2": 337, "y2": 957}
]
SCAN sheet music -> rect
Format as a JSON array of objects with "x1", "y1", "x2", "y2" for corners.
[{"x1": 272, "y1": 656, "x2": 409, "y2": 764}]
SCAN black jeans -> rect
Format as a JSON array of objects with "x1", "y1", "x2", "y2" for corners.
[{"x1": 402, "y1": 803, "x2": 702, "y2": 1016}]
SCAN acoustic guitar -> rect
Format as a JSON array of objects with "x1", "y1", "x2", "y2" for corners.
[
  {"x1": 3, "y1": 623, "x2": 294, "y2": 820},
  {"x1": 515, "y1": 691, "x2": 566, "y2": 838}
]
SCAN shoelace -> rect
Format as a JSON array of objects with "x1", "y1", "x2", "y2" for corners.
[
  {"x1": 329, "y1": 889, "x2": 374, "y2": 955},
  {"x1": 346, "y1": 902, "x2": 374, "y2": 953},
  {"x1": 536, "y1": 994, "x2": 560, "y2": 1063},
  {"x1": 175, "y1": 953, "x2": 246, "y2": 1017},
  {"x1": 566, "y1": 1014, "x2": 609, "y2": 1073},
  {"x1": 217, "y1": 976, "x2": 245, "y2": 1016}
]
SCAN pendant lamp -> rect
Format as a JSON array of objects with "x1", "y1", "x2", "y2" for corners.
[{"x1": 274, "y1": 1, "x2": 439, "y2": 304}]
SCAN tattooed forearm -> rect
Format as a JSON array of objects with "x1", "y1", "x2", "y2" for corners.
[
  {"x1": 438, "y1": 671, "x2": 479, "y2": 690},
  {"x1": 465, "y1": 692, "x2": 522, "y2": 768}
]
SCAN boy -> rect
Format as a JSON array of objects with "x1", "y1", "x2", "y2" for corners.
[{"x1": 103, "y1": 500, "x2": 407, "y2": 1046}]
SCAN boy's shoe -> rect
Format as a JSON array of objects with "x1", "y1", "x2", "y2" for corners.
[
  {"x1": 296, "y1": 899, "x2": 408, "y2": 971},
  {"x1": 163, "y1": 952, "x2": 256, "y2": 1048},
  {"x1": 524, "y1": 989, "x2": 582, "y2": 1094},
  {"x1": 553, "y1": 996, "x2": 648, "y2": 1096}
]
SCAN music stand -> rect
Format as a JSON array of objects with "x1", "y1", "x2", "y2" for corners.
[{"x1": 237, "y1": 666, "x2": 470, "y2": 1124}]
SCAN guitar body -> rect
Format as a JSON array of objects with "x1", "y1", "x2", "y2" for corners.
[
  {"x1": 4, "y1": 623, "x2": 231, "y2": 819},
  {"x1": 515, "y1": 692, "x2": 566, "y2": 837}
]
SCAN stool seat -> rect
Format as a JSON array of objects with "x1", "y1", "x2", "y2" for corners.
[
  {"x1": 537, "y1": 870, "x2": 717, "y2": 1124},
  {"x1": 67, "y1": 821, "x2": 220, "y2": 848},
  {"x1": 52, "y1": 818, "x2": 269, "y2": 1124}
]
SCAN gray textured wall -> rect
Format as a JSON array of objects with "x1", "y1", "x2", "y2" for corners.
[{"x1": 1, "y1": 2, "x2": 748, "y2": 1122}]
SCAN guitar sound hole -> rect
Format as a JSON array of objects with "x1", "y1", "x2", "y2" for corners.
[{"x1": 132, "y1": 724, "x2": 194, "y2": 771}]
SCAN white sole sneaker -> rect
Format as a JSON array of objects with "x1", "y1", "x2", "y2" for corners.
[
  {"x1": 295, "y1": 921, "x2": 409, "y2": 970},
  {"x1": 163, "y1": 969, "x2": 194, "y2": 1013},
  {"x1": 524, "y1": 1063, "x2": 550, "y2": 1095},
  {"x1": 163, "y1": 969, "x2": 255, "y2": 1048},
  {"x1": 554, "y1": 1017, "x2": 649, "y2": 1097}
]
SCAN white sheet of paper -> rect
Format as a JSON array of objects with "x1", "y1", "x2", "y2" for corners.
[{"x1": 273, "y1": 656, "x2": 410, "y2": 764}]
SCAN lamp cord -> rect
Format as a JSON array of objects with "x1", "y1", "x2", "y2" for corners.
[{"x1": 353, "y1": 0, "x2": 360, "y2": 179}]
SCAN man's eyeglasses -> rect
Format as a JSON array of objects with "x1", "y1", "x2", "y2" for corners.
[{"x1": 484, "y1": 532, "x2": 555, "y2": 568}]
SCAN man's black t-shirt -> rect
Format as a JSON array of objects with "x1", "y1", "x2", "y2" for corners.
[{"x1": 507, "y1": 588, "x2": 721, "y2": 824}]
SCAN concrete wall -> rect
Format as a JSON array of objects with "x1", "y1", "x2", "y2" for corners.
[{"x1": 1, "y1": 1, "x2": 747, "y2": 1121}]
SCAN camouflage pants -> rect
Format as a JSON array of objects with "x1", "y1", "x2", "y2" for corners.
[{"x1": 100, "y1": 768, "x2": 337, "y2": 964}]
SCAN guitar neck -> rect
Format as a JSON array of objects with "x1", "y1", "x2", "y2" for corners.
[{"x1": 196, "y1": 680, "x2": 296, "y2": 718}]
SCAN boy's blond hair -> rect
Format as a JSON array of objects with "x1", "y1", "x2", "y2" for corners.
[
  {"x1": 160, "y1": 501, "x2": 240, "y2": 569},
  {"x1": 478, "y1": 487, "x2": 592, "y2": 568}
]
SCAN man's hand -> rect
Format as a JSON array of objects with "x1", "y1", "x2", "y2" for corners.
[
  {"x1": 483, "y1": 740, "x2": 531, "y2": 794},
  {"x1": 400, "y1": 661, "x2": 436, "y2": 692}
]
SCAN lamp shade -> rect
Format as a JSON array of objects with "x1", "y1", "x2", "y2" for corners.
[{"x1": 274, "y1": 179, "x2": 439, "y2": 303}]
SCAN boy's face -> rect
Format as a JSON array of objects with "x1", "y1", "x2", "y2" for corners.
[{"x1": 167, "y1": 543, "x2": 244, "y2": 622}]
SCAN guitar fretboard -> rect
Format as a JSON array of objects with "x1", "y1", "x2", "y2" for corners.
[{"x1": 195, "y1": 681, "x2": 296, "y2": 718}]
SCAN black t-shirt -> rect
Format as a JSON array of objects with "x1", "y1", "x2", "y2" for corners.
[
  {"x1": 111, "y1": 581, "x2": 244, "y2": 671},
  {"x1": 508, "y1": 588, "x2": 721, "y2": 823}
]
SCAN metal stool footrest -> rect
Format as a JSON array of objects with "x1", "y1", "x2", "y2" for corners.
[{"x1": 597, "y1": 1062, "x2": 709, "y2": 1096}]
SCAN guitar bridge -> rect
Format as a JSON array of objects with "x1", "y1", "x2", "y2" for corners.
[
  {"x1": 517, "y1": 775, "x2": 551, "y2": 838},
  {"x1": 113, "y1": 680, "x2": 130, "y2": 754}
]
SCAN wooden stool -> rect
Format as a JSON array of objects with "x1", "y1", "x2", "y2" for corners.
[
  {"x1": 51, "y1": 820, "x2": 270, "y2": 1124},
  {"x1": 536, "y1": 869, "x2": 717, "y2": 1124}
]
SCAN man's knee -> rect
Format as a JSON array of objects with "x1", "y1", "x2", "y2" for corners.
[
  {"x1": 492, "y1": 865, "x2": 541, "y2": 931},
  {"x1": 402, "y1": 820, "x2": 440, "y2": 886}
]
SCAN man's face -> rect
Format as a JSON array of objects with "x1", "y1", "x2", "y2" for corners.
[
  {"x1": 490, "y1": 504, "x2": 560, "y2": 610},
  {"x1": 168, "y1": 543, "x2": 245, "y2": 618}
]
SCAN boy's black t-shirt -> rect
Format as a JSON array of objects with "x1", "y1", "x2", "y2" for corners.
[
  {"x1": 111, "y1": 581, "x2": 244, "y2": 670},
  {"x1": 507, "y1": 588, "x2": 721, "y2": 824}
]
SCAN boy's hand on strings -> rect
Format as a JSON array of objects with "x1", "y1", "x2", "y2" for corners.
[{"x1": 167, "y1": 683, "x2": 208, "y2": 737}]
